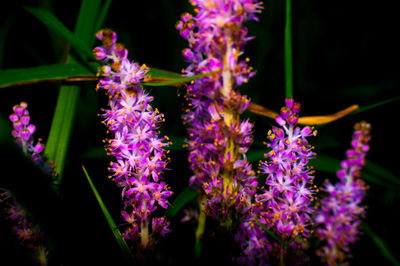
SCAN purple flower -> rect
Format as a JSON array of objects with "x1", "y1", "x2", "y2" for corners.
[
  {"x1": 0, "y1": 189, "x2": 48, "y2": 265},
  {"x1": 178, "y1": 0, "x2": 262, "y2": 223},
  {"x1": 94, "y1": 29, "x2": 173, "y2": 249},
  {"x1": 10, "y1": 102, "x2": 45, "y2": 165},
  {"x1": 315, "y1": 121, "x2": 371, "y2": 265},
  {"x1": 236, "y1": 99, "x2": 317, "y2": 264}
]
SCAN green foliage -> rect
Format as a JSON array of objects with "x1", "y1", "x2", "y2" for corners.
[
  {"x1": 166, "y1": 187, "x2": 198, "y2": 218},
  {"x1": 0, "y1": 0, "x2": 398, "y2": 264},
  {"x1": 362, "y1": 222, "x2": 400, "y2": 266},
  {"x1": 82, "y1": 165, "x2": 135, "y2": 262}
]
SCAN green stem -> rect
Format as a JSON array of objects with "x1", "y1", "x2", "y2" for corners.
[
  {"x1": 141, "y1": 219, "x2": 149, "y2": 248},
  {"x1": 284, "y1": 0, "x2": 293, "y2": 99},
  {"x1": 195, "y1": 198, "x2": 206, "y2": 259},
  {"x1": 280, "y1": 245, "x2": 286, "y2": 266}
]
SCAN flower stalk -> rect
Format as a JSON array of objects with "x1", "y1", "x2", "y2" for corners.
[{"x1": 94, "y1": 29, "x2": 173, "y2": 250}]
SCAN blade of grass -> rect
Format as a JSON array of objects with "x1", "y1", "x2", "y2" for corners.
[
  {"x1": 166, "y1": 187, "x2": 198, "y2": 218},
  {"x1": 362, "y1": 222, "x2": 400, "y2": 266},
  {"x1": 351, "y1": 96, "x2": 400, "y2": 115},
  {"x1": 195, "y1": 198, "x2": 206, "y2": 259},
  {"x1": 0, "y1": 16, "x2": 14, "y2": 69},
  {"x1": 169, "y1": 136, "x2": 185, "y2": 151},
  {"x1": 147, "y1": 68, "x2": 182, "y2": 79},
  {"x1": 82, "y1": 165, "x2": 134, "y2": 261},
  {"x1": 143, "y1": 71, "x2": 217, "y2": 87},
  {"x1": 45, "y1": 86, "x2": 79, "y2": 181},
  {"x1": 24, "y1": 7, "x2": 93, "y2": 60},
  {"x1": 284, "y1": 0, "x2": 293, "y2": 98},
  {"x1": 0, "y1": 65, "x2": 214, "y2": 89},
  {"x1": 0, "y1": 63, "x2": 97, "y2": 89},
  {"x1": 247, "y1": 150, "x2": 266, "y2": 162},
  {"x1": 312, "y1": 155, "x2": 400, "y2": 191},
  {"x1": 254, "y1": 219, "x2": 290, "y2": 249},
  {"x1": 45, "y1": 0, "x2": 109, "y2": 182},
  {"x1": 74, "y1": 0, "x2": 102, "y2": 47},
  {"x1": 365, "y1": 160, "x2": 400, "y2": 186},
  {"x1": 94, "y1": 0, "x2": 113, "y2": 37}
]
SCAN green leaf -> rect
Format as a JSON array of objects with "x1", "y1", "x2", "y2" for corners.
[
  {"x1": 147, "y1": 68, "x2": 182, "y2": 80},
  {"x1": 143, "y1": 71, "x2": 216, "y2": 87},
  {"x1": 94, "y1": 0, "x2": 113, "y2": 37},
  {"x1": 254, "y1": 219, "x2": 290, "y2": 249},
  {"x1": 24, "y1": 7, "x2": 93, "y2": 60},
  {"x1": 74, "y1": 0, "x2": 102, "y2": 47},
  {"x1": 82, "y1": 146, "x2": 106, "y2": 159},
  {"x1": 0, "y1": 113, "x2": 12, "y2": 145},
  {"x1": 82, "y1": 165, "x2": 135, "y2": 261},
  {"x1": 195, "y1": 201, "x2": 206, "y2": 259},
  {"x1": 247, "y1": 150, "x2": 266, "y2": 162},
  {"x1": 0, "y1": 63, "x2": 96, "y2": 89},
  {"x1": 169, "y1": 136, "x2": 185, "y2": 151},
  {"x1": 311, "y1": 154, "x2": 340, "y2": 173},
  {"x1": 365, "y1": 160, "x2": 400, "y2": 186},
  {"x1": 362, "y1": 222, "x2": 400, "y2": 266},
  {"x1": 0, "y1": 16, "x2": 14, "y2": 69},
  {"x1": 45, "y1": 86, "x2": 80, "y2": 181},
  {"x1": 166, "y1": 187, "x2": 198, "y2": 218},
  {"x1": 312, "y1": 155, "x2": 400, "y2": 191},
  {"x1": 284, "y1": 0, "x2": 293, "y2": 98},
  {"x1": 352, "y1": 96, "x2": 400, "y2": 115}
]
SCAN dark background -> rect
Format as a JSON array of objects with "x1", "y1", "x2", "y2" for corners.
[{"x1": 0, "y1": 0, "x2": 399, "y2": 265}]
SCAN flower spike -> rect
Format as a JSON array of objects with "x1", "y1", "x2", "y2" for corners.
[
  {"x1": 315, "y1": 121, "x2": 371, "y2": 265},
  {"x1": 94, "y1": 29, "x2": 173, "y2": 249}
]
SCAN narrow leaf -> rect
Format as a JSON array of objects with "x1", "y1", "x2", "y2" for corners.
[
  {"x1": 311, "y1": 154, "x2": 340, "y2": 173},
  {"x1": 195, "y1": 199, "x2": 206, "y2": 259},
  {"x1": 362, "y1": 222, "x2": 400, "y2": 266},
  {"x1": 0, "y1": 16, "x2": 14, "y2": 69},
  {"x1": 352, "y1": 96, "x2": 400, "y2": 115},
  {"x1": 365, "y1": 160, "x2": 400, "y2": 186},
  {"x1": 254, "y1": 219, "x2": 290, "y2": 249},
  {"x1": 45, "y1": 86, "x2": 79, "y2": 180},
  {"x1": 24, "y1": 7, "x2": 93, "y2": 60},
  {"x1": 0, "y1": 65, "x2": 212, "y2": 89},
  {"x1": 147, "y1": 68, "x2": 182, "y2": 80},
  {"x1": 94, "y1": 0, "x2": 113, "y2": 36},
  {"x1": 143, "y1": 71, "x2": 217, "y2": 87},
  {"x1": 166, "y1": 187, "x2": 198, "y2": 218},
  {"x1": 169, "y1": 136, "x2": 185, "y2": 151},
  {"x1": 0, "y1": 63, "x2": 96, "y2": 89},
  {"x1": 284, "y1": 0, "x2": 293, "y2": 98},
  {"x1": 247, "y1": 150, "x2": 266, "y2": 162},
  {"x1": 74, "y1": 0, "x2": 102, "y2": 46},
  {"x1": 312, "y1": 155, "x2": 400, "y2": 191},
  {"x1": 82, "y1": 165, "x2": 134, "y2": 261}
]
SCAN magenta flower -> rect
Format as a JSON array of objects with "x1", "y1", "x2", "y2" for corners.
[
  {"x1": 0, "y1": 189, "x2": 48, "y2": 265},
  {"x1": 178, "y1": 0, "x2": 262, "y2": 223},
  {"x1": 4, "y1": 102, "x2": 53, "y2": 264},
  {"x1": 315, "y1": 121, "x2": 371, "y2": 265},
  {"x1": 9, "y1": 102, "x2": 47, "y2": 167},
  {"x1": 236, "y1": 99, "x2": 317, "y2": 264},
  {"x1": 94, "y1": 29, "x2": 173, "y2": 248}
]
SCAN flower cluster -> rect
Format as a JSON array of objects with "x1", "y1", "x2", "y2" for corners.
[
  {"x1": 0, "y1": 189, "x2": 47, "y2": 265},
  {"x1": 3, "y1": 102, "x2": 51, "y2": 264},
  {"x1": 315, "y1": 121, "x2": 371, "y2": 265},
  {"x1": 236, "y1": 99, "x2": 317, "y2": 264},
  {"x1": 94, "y1": 29, "x2": 173, "y2": 248},
  {"x1": 9, "y1": 102, "x2": 47, "y2": 167},
  {"x1": 177, "y1": 0, "x2": 262, "y2": 222}
]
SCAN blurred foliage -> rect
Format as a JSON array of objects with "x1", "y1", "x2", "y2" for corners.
[{"x1": 0, "y1": 0, "x2": 399, "y2": 265}]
